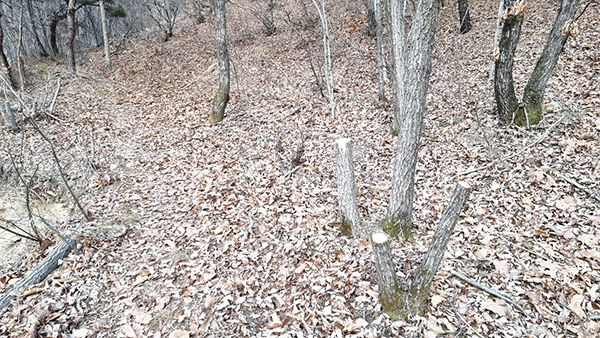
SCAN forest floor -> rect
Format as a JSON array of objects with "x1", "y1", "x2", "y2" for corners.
[{"x1": 1, "y1": 0, "x2": 600, "y2": 337}]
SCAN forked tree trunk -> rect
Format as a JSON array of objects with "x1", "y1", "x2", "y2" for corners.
[
  {"x1": 457, "y1": 0, "x2": 472, "y2": 34},
  {"x1": 495, "y1": 0, "x2": 579, "y2": 126},
  {"x1": 520, "y1": 0, "x2": 580, "y2": 125},
  {"x1": 372, "y1": 182, "x2": 470, "y2": 319},
  {"x1": 66, "y1": 0, "x2": 77, "y2": 75},
  {"x1": 384, "y1": 0, "x2": 442, "y2": 239},
  {"x1": 209, "y1": 0, "x2": 230, "y2": 124},
  {"x1": 99, "y1": 0, "x2": 111, "y2": 67}
]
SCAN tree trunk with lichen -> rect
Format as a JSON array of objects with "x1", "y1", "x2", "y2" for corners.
[
  {"x1": 520, "y1": 0, "x2": 579, "y2": 125},
  {"x1": 384, "y1": 0, "x2": 441, "y2": 239},
  {"x1": 335, "y1": 139, "x2": 368, "y2": 238},
  {"x1": 494, "y1": 0, "x2": 523, "y2": 125},
  {"x1": 495, "y1": 0, "x2": 580, "y2": 126},
  {"x1": 372, "y1": 182, "x2": 470, "y2": 320},
  {"x1": 209, "y1": 0, "x2": 229, "y2": 125}
]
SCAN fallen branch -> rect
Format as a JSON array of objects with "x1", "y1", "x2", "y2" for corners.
[
  {"x1": 451, "y1": 270, "x2": 531, "y2": 318},
  {"x1": 0, "y1": 238, "x2": 76, "y2": 310},
  {"x1": 551, "y1": 169, "x2": 600, "y2": 203},
  {"x1": 275, "y1": 104, "x2": 306, "y2": 122},
  {"x1": 456, "y1": 114, "x2": 565, "y2": 177}
]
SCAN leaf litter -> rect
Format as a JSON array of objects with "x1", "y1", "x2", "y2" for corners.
[{"x1": 1, "y1": 0, "x2": 599, "y2": 337}]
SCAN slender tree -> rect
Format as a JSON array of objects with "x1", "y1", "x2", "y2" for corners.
[
  {"x1": 457, "y1": 0, "x2": 472, "y2": 34},
  {"x1": 384, "y1": 0, "x2": 442, "y2": 238},
  {"x1": 209, "y1": 0, "x2": 230, "y2": 124},
  {"x1": 99, "y1": 0, "x2": 111, "y2": 66},
  {"x1": 66, "y1": 0, "x2": 77, "y2": 75}
]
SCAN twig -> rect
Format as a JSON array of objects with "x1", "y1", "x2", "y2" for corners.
[
  {"x1": 48, "y1": 77, "x2": 61, "y2": 116},
  {"x1": 456, "y1": 114, "x2": 565, "y2": 177},
  {"x1": 551, "y1": 169, "x2": 600, "y2": 203},
  {"x1": 275, "y1": 104, "x2": 306, "y2": 122},
  {"x1": 451, "y1": 270, "x2": 531, "y2": 318},
  {"x1": 448, "y1": 296, "x2": 485, "y2": 338},
  {"x1": 284, "y1": 166, "x2": 300, "y2": 178},
  {"x1": 0, "y1": 217, "x2": 39, "y2": 242},
  {"x1": 27, "y1": 117, "x2": 91, "y2": 221}
]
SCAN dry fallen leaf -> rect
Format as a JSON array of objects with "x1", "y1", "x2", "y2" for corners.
[{"x1": 568, "y1": 294, "x2": 586, "y2": 319}]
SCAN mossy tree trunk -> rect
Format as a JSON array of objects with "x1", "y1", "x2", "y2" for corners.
[
  {"x1": 494, "y1": 0, "x2": 524, "y2": 125},
  {"x1": 495, "y1": 0, "x2": 580, "y2": 126},
  {"x1": 372, "y1": 182, "x2": 470, "y2": 320},
  {"x1": 520, "y1": 0, "x2": 580, "y2": 126},
  {"x1": 209, "y1": 0, "x2": 229, "y2": 125},
  {"x1": 335, "y1": 139, "x2": 368, "y2": 238},
  {"x1": 384, "y1": 0, "x2": 441, "y2": 239}
]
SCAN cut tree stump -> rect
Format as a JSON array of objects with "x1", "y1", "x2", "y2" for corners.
[
  {"x1": 0, "y1": 238, "x2": 76, "y2": 310},
  {"x1": 335, "y1": 138, "x2": 367, "y2": 238},
  {"x1": 371, "y1": 182, "x2": 471, "y2": 319}
]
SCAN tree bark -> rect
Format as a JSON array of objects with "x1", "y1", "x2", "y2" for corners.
[
  {"x1": 17, "y1": 0, "x2": 26, "y2": 90},
  {"x1": 457, "y1": 0, "x2": 472, "y2": 34},
  {"x1": 209, "y1": 0, "x2": 229, "y2": 124},
  {"x1": 371, "y1": 232, "x2": 404, "y2": 320},
  {"x1": 335, "y1": 139, "x2": 366, "y2": 238},
  {"x1": 0, "y1": 12, "x2": 17, "y2": 88},
  {"x1": 0, "y1": 239, "x2": 76, "y2": 310},
  {"x1": 312, "y1": 0, "x2": 335, "y2": 117},
  {"x1": 385, "y1": 0, "x2": 441, "y2": 239},
  {"x1": 520, "y1": 0, "x2": 580, "y2": 126},
  {"x1": 374, "y1": 0, "x2": 388, "y2": 101},
  {"x1": 66, "y1": 0, "x2": 77, "y2": 75},
  {"x1": 50, "y1": 12, "x2": 66, "y2": 56},
  {"x1": 26, "y1": 0, "x2": 49, "y2": 56},
  {"x1": 372, "y1": 182, "x2": 470, "y2": 319},
  {"x1": 494, "y1": 0, "x2": 525, "y2": 125},
  {"x1": 406, "y1": 182, "x2": 470, "y2": 315},
  {"x1": 99, "y1": 0, "x2": 112, "y2": 67}
]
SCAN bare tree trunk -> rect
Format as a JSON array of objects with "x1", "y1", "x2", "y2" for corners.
[
  {"x1": 209, "y1": 0, "x2": 229, "y2": 124},
  {"x1": 406, "y1": 182, "x2": 470, "y2": 315},
  {"x1": 312, "y1": 0, "x2": 335, "y2": 117},
  {"x1": 17, "y1": 0, "x2": 26, "y2": 90},
  {"x1": 25, "y1": 0, "x2": 49, "y2": 56},
  {"x1": 364, "y1": 0, "x2": 376, "y2": 37},
  {"x1": 385, "y1": 0, "x2": 442, "y2": 239},
  {"x1": 0, "y1": 12, "x2": 17, "y2": 88},
  {"x1": 520, "y1": 0, "x2": 579, "y2": 125},
  {"x1": 374, "y1": 0, "x2": 388, "y2": 101},
  {"x1": 335, "y1": 139, "x2": 367, "y2": 238},
  {"x1": 99, "y1": 0, "x2": 111, "y2": 67},
  {"x1": 66, "y1": 0, "x2": 77, "y2": 75},
  {"x1": 457, "y1": 0, "x2": 472, "y2": 34},
  {"x1": 372, "y1": 182, "x2": 470, "y2": 319},
  {"x1": 494, "y1": 0, "x2": 524, "y2": 125}
]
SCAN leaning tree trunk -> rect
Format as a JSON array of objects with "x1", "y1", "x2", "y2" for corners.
[
  {"x1": 457, "y1": 0, "x2": 472, "y2": 34},
  {"x1": 99, "y1": 0, "x2": 111, "y2": 67},
  {"x1": 209, "y1": 0, "x2": 230, "y2": 125},
  {"x1": 372, "y1": 182, "x2": 470, "y2": 319},
  {"x1": 66, "y1": 0, "x2": 77, "y2": 75},
  {"x1": 26, "y1": 0, "x2": 49, "y2": 57},
  {"x1": 520, "y1": 0, "x2": 580, "y2": 126},
  {"x1": 494, "y1": 0, "x2": 525, "y2": 125},
  {"x1": 50, "y1": 12, "x2": 65, "y2": 56},
  {"x1": 384, "y1": 0, "x2": 442, "y2": 239}
]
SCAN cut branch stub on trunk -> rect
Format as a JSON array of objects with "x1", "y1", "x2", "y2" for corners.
[{"x1": 335, "y1": 138, "x2": 367, "y2": 238}]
